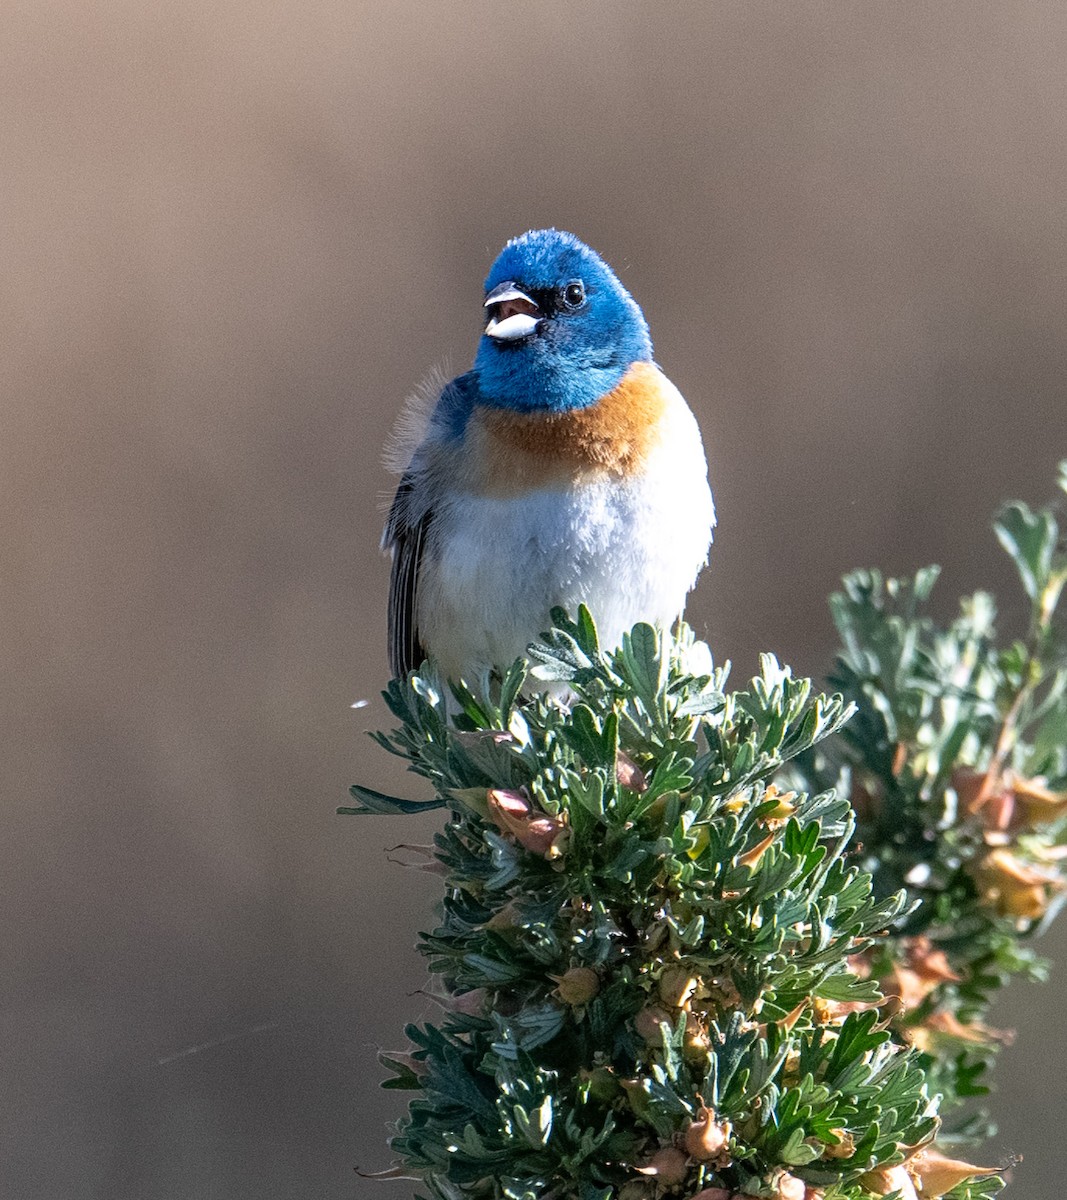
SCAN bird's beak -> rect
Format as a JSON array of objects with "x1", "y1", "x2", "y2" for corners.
[{"x1": 483, "y1": 282, "x2": 541, "y2": 340}]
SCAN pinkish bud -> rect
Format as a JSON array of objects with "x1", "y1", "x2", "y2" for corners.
[
  {"x1": 486, "y1": 788, "x2": 567, "y2": 857},
  {"x1": 635, "y1": 1147, "x2": 689, "y2": 1187},
  {"x1": 770, "y1": 1171, "x2": 806, "y2": 1200},
  {"x1": 633, "y1": 1005, "x2": 673, "y2": 1042},
  {"x1": 486, "y1": 788, "x2": 532, "y2": 835},
  {"x1": 515, "y1": 814, "x2": 568, "y2": 856},
  {"x1": 616, "y1": 750, "x2": 649, "y2": 793},
  {"x1": 448, "y1": 988, "x2": 488, "y2": 1015}
]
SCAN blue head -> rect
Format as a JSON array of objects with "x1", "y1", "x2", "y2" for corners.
[{"x1": 473, "y1": 229, "x2": 653, "y2": 413}]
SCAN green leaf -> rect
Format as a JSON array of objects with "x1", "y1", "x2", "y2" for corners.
[
  {"x1": 619, "y1": 622, "x2": 664, "y2": 706},
  {"x1": 574, "y1": 603, "x2": 602, "y2": 660},
  {"x1": 561, "y1": 704, "x2": 618, "y2": 768},
  {"x1": 340, "y1": 784, "x2": 446, "y2": 815},
  {"x1": 379, "y1": 1054, "x2": 425, "y2": 1090},
  {"x1": 993, "y1": 501, "x2": 1057, "y2": 602},
  {"x1": 498, "y1": 660, "x2": 527, "y2": 722},
  {"x1": 814, "y1": 973, "x2": 882, "y2": 1003}
]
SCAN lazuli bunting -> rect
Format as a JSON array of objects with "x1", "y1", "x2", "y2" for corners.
[{"x1": 383, "y1": 229, "x2": 714, "y2": 683}]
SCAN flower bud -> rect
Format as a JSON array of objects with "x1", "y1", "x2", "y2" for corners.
[
  {"x1": 636, "y1": 1147, "x2": 689, "y2": 1186},
  {"x1": 486, "y1": 788, "x2": 533, "y2": 833},
  {"x1": 448, "y1": 988, "x2": 488, "y2": 1015},
  {"x1": 770, "y1": 1171, "x2": 806, "y2": 1200},
  {"x1": 951, "y1": 767, "x2": 1000, "y2": 815},
  {"x1": 906, "y1": 1148, "x2": 1001, "y2": 1197},
  {"x1": 618, "y1": 1183, "x2": 651, "y2": 1200},
  {"x1": 552, "y1": 966, "x2": 600, "y2": 1006},
  {"x1": 972, "y1": 848, "x2": 1061, "y2": 920},
  {"x1": 616, "y1": 750, "x2": 649, "y2": 793},
  {"x1": 634, "y1": 1004, "x2": 673, "y2": 1042},
  {"x1": 760, "y1": 784, "x2": 797, "y2": 822},
  {"x1": 739, "y1": 832, "x2": 776, "y2": 868},
  {"x1": 859, "y1": 1165, "x2": 918, "y2": 1199},
  {"x1": 486, "y1": 788, "x2": 568, "y2": 856},
  {"x1": 821, "y1": 1128, "x2": 855, "y2": 1159},
  {"x1": 683, "y1": 1011, "x2": 710, "y2": 1060},
  {"x1": 659, "y1": 966, "x2": 700, "y2": 1008},
  {"x1": 684, "y1": 1105, "x2": 730, "y2": 1160},
  {"x1": 516, "y1": 814, "x2": 568, "y2": 856},
  {"x1": 1012, "y1": 775, "x2": 1067, "y2": 823}
]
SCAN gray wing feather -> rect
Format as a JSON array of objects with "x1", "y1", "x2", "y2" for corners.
[{"x1": 384, "y1": 474, "x2": 430, "y2": 678}]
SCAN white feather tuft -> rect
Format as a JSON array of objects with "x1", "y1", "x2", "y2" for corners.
[{"x1": 382, "y1": 361, "x2": 452, "y2": 477}]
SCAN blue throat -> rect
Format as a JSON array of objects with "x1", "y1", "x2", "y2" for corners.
[
  {"x1": 473, "y1": 339, "x2": 646, "y2": 414},
  {"x1": 470, "y1": 228, "x2": 654, "y2": 415}
]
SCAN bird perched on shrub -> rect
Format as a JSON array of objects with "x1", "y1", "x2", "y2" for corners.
[{"x1": 383, "y1": 228, "x2": 714, "y2": 684}]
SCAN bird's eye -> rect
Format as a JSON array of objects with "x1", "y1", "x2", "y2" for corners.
[{"x1": 561, "y1": 281, "x2": 585, "y2": 309}]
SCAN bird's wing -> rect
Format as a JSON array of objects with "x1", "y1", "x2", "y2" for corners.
[
  {"x1": 384, "y1": 472, "x2": 431, "y2": 678},
  {"x1": 382, "y1": 370, "x2": 477, "y2": 678}
]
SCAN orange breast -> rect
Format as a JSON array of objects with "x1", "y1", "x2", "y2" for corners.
[{"x1": 471, "y1": 362, "x2": 671, "y2": 497}]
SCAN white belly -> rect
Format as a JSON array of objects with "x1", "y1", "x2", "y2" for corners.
[{"x1": 417, "y1": 417, "x2": 714, "y2": 684}]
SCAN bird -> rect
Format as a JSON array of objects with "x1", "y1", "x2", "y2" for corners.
[{"x1": 383, "y1": 228, "x2": 715, "y2": 686}]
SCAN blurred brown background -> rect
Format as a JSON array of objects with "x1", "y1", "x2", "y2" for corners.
[{"x1": 3, "y1": 2, "x2": 1066, "y2": 1196}]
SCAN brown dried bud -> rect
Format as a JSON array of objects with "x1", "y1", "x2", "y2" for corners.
[
  {"x1": 951, "y1": 767, "x2": 1002, "y2": 815},
  {"x1": 973, "y1": 848, "x2": 1062, "y2": 919},
  {"x1": 658, "y1": 965, "x2": 700, "y2": 1008},
  {"x1": 684, "y1": 1105, "x2": 730, "y2": 1160},
  {"x1": 760, "y1": 783, "x2": 797, "y2": 822},
  {"x1": 552, "y1": 966, "x2": 600, "y2": 1006},
  {"x1": 906, "y1": 1148, "x2": 1003, "y2": 1197},
  {"x1": 484, "y1": 902, "x2": 521, "y2": 933},
  {"x1": 686, "y1": 1189, "x2": 732, "y2": 1200},
  {"x1": 618, "y1": 1182, "x2": 652, "y2": 1200},
  {"x1": 822, "y1": 1128, "x2": 855, "y2": 1159},
  {"x1": 683, "y1": 1011, "x2": 710, "y2": 1060},
  {"x1": 1012, "y1": 775, "x2": 1067, "y2": 823},
  {"x1": 849, "y1": 775, "x2": 884, "y2": 822},
  {"x1": 907, "y1": 937, "x2": 961, "y2": 983},
  {"x1": 904, "y1": 1008, "x2": 1012, "y2": 1052},
  {"x1": 738, "y1": 831, "x2": 776, "y2": 868},
  {"x1": 859, "y1": 1165, "x2": 918, "y2": 1199},
  {"x1": 886, "y1": 936, "x2": 961, "y2": 1011}
]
